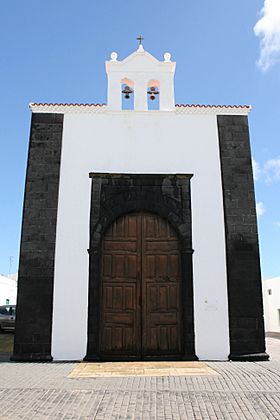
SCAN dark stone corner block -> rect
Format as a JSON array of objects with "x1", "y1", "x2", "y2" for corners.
[
  {"x1": 229, "y1": 352, "x2": 269, "y2": 362},
  {"x1": 12, "y1": 112, "x2": 64, "y2": 362},
  {"x1": 10, "y1": 354, "x2": 53, "y2": 362},
  {"x1": 217, "y1": 115, "x2": 267, "y2": 360}
]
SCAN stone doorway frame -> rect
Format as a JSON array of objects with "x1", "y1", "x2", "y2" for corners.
[{"x1": 85, "y1": 173, "x2": 197, "y2": 361}]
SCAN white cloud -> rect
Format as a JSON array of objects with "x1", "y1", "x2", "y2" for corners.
[
  {"x1": 264, "y1": 157, "x2": 280, "y2": 183},
  {"x1": 254, "y1": 0, "x2": 280, "y2": 70},
  {"x1": 252, "y1": 158, "x2": 262, "y2": 181},
  {"x1": 253, "y1": 156, "x2": 280, "y2": 184},
  {"x1": 256, "y1": 202, "x2": 266, "y2": 218},
  {"x1": 274, "y1": 221, "x2": 280, "y2": 228}
]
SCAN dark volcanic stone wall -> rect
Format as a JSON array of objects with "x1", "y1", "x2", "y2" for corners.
[
  {"x1": 217, "y1": 115, "x2": 268, "y2": 361},
  {"x1": 12, "y1": 113, "x2": 64, "y2": 361}
]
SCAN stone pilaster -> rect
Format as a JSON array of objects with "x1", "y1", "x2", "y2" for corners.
[
  {"x1": 217, "y1": 115, "x2": 268, "y2": 361},
  {"x1": 12, "y1": 113, "x2": 64, "y2": 361}
]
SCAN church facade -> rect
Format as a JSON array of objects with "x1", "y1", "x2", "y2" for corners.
[{"x1": 12, "y1": 44, "x2": 268, "y2": 362}]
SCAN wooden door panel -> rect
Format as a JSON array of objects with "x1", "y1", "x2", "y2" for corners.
[
  {"x1": 146, "y1": 284, "x2": 179, "y2": 311},
  {"x1": 102, "y1": 255, "x2": 137, "y2": 282},
  {"x1": 103, "y1": 257, "x2": 138, "y2": 285},
  {"x1": 104, "y1": 312, "x2": 134, "y2": 324},
  {"x1": 168, "y1": 255, "x2": 181, "y2": 277},
  {"x1": 145, "y1": 241, "x2": 180, "y2": 252},
  {"x1": 103, "y1": 241, "x2": 137, "y2": 252},
  {"x1": 101, "y1": 282, "x2": 138, "y2": 353},
  {"x1": 149, "y1": 312, "x2": 178, "y2": 324},
  {"x1": 101, "y1": 294, "x2": 136, "y2": 351},
  {"x1": 103, "y1": 285, "x2": 136, "y2": 311},
  {"x1": 108, "y1": 213, "x2": 138, "y2": 239},
  {"x1": 100, "y1": 213, "x2": 141, "y2": 357},
  {"x1": 146, "y1": 326, "x2": 179, "y2": 352},
  {"x1": 145, "y1": 255, "x2": 180, "y2": 279},
  {"x1": 143, "y1": 214, "x2": 177, "y2": 239},
  {"x1": 142, "y1": 213, "x2": 182, "y2": 356},
  {"x1": 100, "y1": 212, "x2": 182, "y2": 359},
  {"x1": 103, "y1": 285, "x2": 135, "y2": 311},
  {"x1": 103, "y1": 326, "x2": 135, "y2": 351}
]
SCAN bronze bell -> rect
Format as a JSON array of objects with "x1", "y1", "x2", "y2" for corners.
[
  {"x1": 122, "y1": 85, "x2": 133, "y2": 99},
  {"x1": 147, "y1": 86, "x2": 159, "y2": 101}
]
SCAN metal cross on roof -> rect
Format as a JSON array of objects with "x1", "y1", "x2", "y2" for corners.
[{"x1": 137, "y1": 35, "x2": 144, "y2": 46}]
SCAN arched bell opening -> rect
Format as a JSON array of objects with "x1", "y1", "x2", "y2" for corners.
[
  {"x1": 121, "y1": 78, "x2": 134, "y2": 110},
  {"x1": 147, "y1": 79, "x2": 160, "y2": 110}
]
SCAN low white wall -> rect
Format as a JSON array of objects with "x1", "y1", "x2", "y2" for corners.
[
  {"x1": 0, "y1": 275, "x2": 17, "y2": 305},
  {"x1": 263, "y1": 277, "x2": 280, "y2": 333},
  {"x1": 51, "y1": 110, "x2": 230, "y2": 360}
]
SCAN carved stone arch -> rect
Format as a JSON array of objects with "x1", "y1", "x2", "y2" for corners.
[
  {"x1": 85, "y1": 173, "x2": 196, "y2": 361},
  {"x1": 91, "y1": 197, "x2": 189, "y2": 251}
]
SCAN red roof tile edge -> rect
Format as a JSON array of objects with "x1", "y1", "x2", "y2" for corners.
[
  {"x1": 29, "y1": 103, "x2": 251, "y2": 109},
  {"x1": 175, "y1": 104, "x2": 251, "y2": 109},
  {"x1": 29, "y1": 103, "x2": 106, "y2": 107}
]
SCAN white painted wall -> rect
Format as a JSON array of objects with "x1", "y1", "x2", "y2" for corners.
[
  {"x1": 263, "y1": 277, "x2": 280, "y2": 333},
  {"x1": 51, "y1": 109, "x2": 230, "y2": 361},
  {"x1": 0, "y1": 275, "x2": 17, "y2": 305}
]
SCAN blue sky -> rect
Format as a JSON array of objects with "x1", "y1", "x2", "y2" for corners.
[{"x1": 0, "y1": 0, "x2": 279, "y2": 278}]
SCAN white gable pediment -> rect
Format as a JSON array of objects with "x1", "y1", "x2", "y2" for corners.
[
  {"x1": 105, "y1": 45, "x2": 176, "y2": 111},
  {"x1": 121, "y1": 50, "x2": 160, "y2": 71},
  {"x1": 106, "y1": 48, "x2": 175, "y2": 75}
]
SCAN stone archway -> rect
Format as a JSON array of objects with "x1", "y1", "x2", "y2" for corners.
[{"x1": 85, "y1": 173, "x2": 197, "y2": 361}]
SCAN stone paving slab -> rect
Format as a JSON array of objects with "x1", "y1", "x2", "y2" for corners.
[
  {"x1": 0, "y1": 338, "x2": 279, "y2": 419},
  {"x1": 0, "y1": 387, "x2": 279, "y2": 419},
  {"x1": 68, "y1": 361, "x2": 218, "y2": 378}
]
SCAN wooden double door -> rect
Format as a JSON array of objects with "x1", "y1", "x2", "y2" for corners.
[{"x1": 100, "y1": 212, "x2": 183, "y2": 360}]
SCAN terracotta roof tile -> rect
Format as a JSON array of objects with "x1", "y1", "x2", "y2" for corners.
[
  {"x1": 29, "y1": 103, "x2": 250, "y2": 109},
  {"x1": 29, "y1": 103, "x2": 105, "y2": 107},
  {"x1": 175, "y1": 104, "x2": 251, "y2": 109}
]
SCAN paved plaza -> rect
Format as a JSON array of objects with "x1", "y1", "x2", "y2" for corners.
[{"x1": 0, "y1": 338, "x2": 279, "y2": 419}]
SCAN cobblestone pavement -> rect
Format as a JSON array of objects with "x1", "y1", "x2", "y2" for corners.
[{"x1": 0, "y1": 338, "x2": 279, "y2": 419}]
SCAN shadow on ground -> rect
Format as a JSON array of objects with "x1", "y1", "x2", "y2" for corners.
[
  {"x1": 0, "y1": 333, "x2": 13, "y2": 361},
  {"x1": 0, "y1": 333, "x2": 278, "y2": 363}
]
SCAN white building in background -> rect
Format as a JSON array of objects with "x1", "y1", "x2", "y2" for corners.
[
  {"x1": 0, "y1": 274, "x2": 17, "y2": 305},
  {"x1": 263, "y1": 277, "x2": 280, "y2": 334}
]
